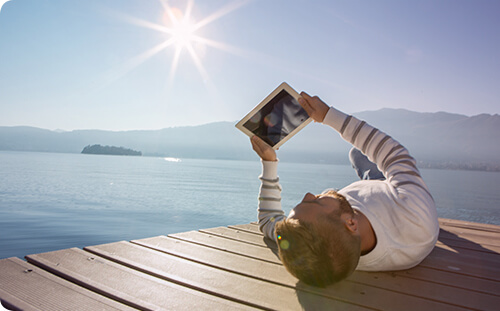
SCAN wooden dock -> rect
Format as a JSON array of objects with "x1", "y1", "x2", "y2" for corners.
[{"x1": 1, "y1": 218, "x2": 499, "y2": 310}]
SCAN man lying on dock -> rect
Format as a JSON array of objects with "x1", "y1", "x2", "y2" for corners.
[{"x1": 250, "y1": 92, "x2": 439, "y2": 287}]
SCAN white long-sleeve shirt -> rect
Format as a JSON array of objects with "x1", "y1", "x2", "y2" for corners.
[{"x1": 257, "y1": 107, "x2": 439, "y2": 271}]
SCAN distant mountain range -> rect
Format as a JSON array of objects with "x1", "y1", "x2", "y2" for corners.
[{"x1": 1, "y1": 108, "x2": 499, "y2": 171}]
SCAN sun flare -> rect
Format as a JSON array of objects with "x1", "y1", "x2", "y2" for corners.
[
  {"x1": 172, "y1": 20, "x2": 196, "y2": 50},
  {"x1": 114, "y1": 0, "x2": 251, "y2": 87},
  {"x1": 163, "y1": 5, "x2": 197, "y2": 51}
]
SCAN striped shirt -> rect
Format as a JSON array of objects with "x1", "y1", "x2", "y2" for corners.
[{"x1": 257, "y1": 106, "x2": 439, "y2": 271}]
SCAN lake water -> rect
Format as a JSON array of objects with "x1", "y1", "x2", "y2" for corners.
[{"x1": 1, "y1": 151, "x2": 499, "y2": 260}]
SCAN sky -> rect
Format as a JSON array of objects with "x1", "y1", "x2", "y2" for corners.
[{"x1": 0, "y1": 0, "x2": 499, "y2": 131}]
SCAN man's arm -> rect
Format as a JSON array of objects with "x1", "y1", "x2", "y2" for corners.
[
  {"x1": 300, "y1": 92, "x2": 438, "y2": 230},
  {"x1": 251, "y1": 136, "x2": 286, "y2": 241}
]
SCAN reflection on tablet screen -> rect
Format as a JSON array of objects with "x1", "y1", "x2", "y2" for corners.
[{"x1": 242, "y1": 90, "x2": 310, "y2": 147}]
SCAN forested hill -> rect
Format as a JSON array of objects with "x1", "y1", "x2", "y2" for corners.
[
  {"x1": 1, "y1": 108, "x2": 499, "y2": 171},
  {"x1": 81, "y1": 144, "x2": 141, "y2": 156}
]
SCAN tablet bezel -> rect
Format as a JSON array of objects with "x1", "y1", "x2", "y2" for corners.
[{"x1": 235, "y1": 82, "x2": 312, "y2": 150}]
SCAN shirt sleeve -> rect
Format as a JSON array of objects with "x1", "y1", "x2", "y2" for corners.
[
  {"x1": 257, "y1": 160, "x2": 286, "y2": 241},
  {"x1": 323, "y1": 107, "x2": 434, "y2": 199},
  {"x1": 323, "y1": 107, "x2": 439, "y2": 237}
]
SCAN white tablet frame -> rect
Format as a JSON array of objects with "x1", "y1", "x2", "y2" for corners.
[{"x1": 235, "y1": 82, "x2": 312, "y2": 150}]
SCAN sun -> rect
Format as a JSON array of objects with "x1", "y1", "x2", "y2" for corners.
[
  {"x1": 164, "y1": 6, "x2": 197, "y2": 51},
  {"x1": 109, "y1": 0, "x2": 251, "y2": 87},
  {"x1": 160, "y1": 2, "x2": 210, "y2": 83},
  {"x1": 171, "y1": 19, "x2": 196, "y2": 50}
]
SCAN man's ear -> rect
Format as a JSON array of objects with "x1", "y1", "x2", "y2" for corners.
[{"x1": 341, "y1": 213, "x2": 358, "y2": 233}]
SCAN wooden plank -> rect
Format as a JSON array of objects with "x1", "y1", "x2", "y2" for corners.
[
  {"x1": 439, "y1": 227, "x2": 500, "y2": 247},
  {"x1": 437, "y1": 238, "x2": 500, "y2": 254},
  {"x1": 439, "y1": 218, "x2": 500, "y2": 233},
  {"x1": 216, "y1": 226, "x2": 500, "y2": 257},
  {"x1": 227, "y1": 224, "x2": 500, "y2": 280},
  {"x1": 25, "y1": 248, "x2": 257, "y2": 311},
  {"x1": 200, "y1": 227, "x2": 277, "y2": 249},
  {"x1": 420, "y1": 247, "x2": 500, "y2": 280},
  {"x1": 134, "y1": 237, "x2": 492, "y2": 310},
  {"x1": 132, "y1": 236, "x2": 292, "y2": 285},
  {"x1": 0, "y1": 257, "x2": 135, "y2": 311},
  {"x1": 135, "y1": 235, "x2": 488, "y2": 311},
  {"x1": 190, "y1": 226, "x2": 500, "y2": 295},
  {"x1": 240, "y1": 220, "x2": 500, "y2": 248},
  {"x1": 237, "y1": 221, "x2": 500, "y2": 255},
  {"x1": 177, "y1": 227, "x2": 499, "y2": 279},
  {"x1": 99, "y1": 239, "x2": 474, "y2": 311},
  {"x1": 170, "y1": 230, "x2": 281, "y2": 264},
  {"x1": 85, "y1": 241, "x2": 369, "y2": 311},
  {"x1": 349, "y1": 271, "x2": 500, "y2": 311},
  {"x1": 399, "y1": 265, "x2": 500, "y2": 297},
  {"x1": 440, "y1": 223, "x2": 500, "y2": 237},
  {"x1": 216, "y1": 230, "x2": 500, "y2": 304},
  {"x1": 229, "y1": 223, "x2": 262, "y2": 235},
  {"x1": 435, "y1": 242, "x2": 500, "y2": 265},
  {"x1": 200, "y1": 227, "x2": 500, "y2": 276},
  {"x1": 2, "y1": 219, "x2": 497, "y2": 311}
]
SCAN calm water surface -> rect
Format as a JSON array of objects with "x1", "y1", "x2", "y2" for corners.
[{"x1": 1, "y1": 151, "x2": 499, "y2": 259}]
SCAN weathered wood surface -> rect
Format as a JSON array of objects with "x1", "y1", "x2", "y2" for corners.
[{"x1": 1, "y1": 218, "x2": 499, "y2": 310}]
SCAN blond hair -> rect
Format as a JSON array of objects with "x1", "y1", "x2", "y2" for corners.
[{"x1": 275, "y1": 192, "x2": 361, "y2": 287}]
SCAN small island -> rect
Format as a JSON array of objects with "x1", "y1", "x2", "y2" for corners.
[{"x1": 81, "y1": 144, "x2": 142, "y2": 156}]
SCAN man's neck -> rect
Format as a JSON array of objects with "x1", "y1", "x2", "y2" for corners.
[{"x1": 355, "y1": 211, "x2": 377, "y2": 256}]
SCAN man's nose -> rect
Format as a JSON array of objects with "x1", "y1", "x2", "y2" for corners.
[{"x1": 302, "y1": 192, "x2": 317, "y2": 202}]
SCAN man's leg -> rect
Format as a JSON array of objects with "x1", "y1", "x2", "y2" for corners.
[{"x1": 349, "y1": 148, "x2": 385, "y2": 180}]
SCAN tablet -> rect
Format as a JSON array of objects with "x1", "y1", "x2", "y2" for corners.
[{"x1": 236, "y1": 82, "x2": 312, "y2": 149}]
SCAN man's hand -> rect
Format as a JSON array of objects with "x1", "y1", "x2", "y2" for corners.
[
  {"x1": 251, "y1": 136, "x2": 277, "y2": 162},
  {"x1": 299, "y1": 92, "x2": 330, "y2": 123}
]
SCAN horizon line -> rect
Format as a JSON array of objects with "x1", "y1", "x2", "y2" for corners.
[{"x1": 1, "y1": 108, "x2": 498, "y2": 132}]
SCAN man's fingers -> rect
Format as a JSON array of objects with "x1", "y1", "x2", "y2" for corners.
[
  {"x1": 299, "y1": 91, "x2": 328, "y2": 123},
  {"x1": 250, "y1": 136, "x2": 260, "y2": 152},
  {"x1": 298, "y1": 96, "x2": 311, "y2": 109},
  {"x1": 300, "y1": 91, "x2": 312, "y2": 99},
  {"x1": 299, "y1": 92, "x2": 314, "y2": 109},
  {"x1": 251, "y1": 136, "x2": 265, "y2": 152},
  {"x1": 251, "y1": 135, "x2": 262, "y2": 147},
  {"x1": 299, "y1": 96, "x2": 314, "y2": 117},
  {"x1": 251, "y1": 136, "x2": 277, "y2": 161}
]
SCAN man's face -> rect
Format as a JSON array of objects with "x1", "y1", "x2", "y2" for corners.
[{"x1": 288, "y1": 192, "x2": 344, "y2": 224}]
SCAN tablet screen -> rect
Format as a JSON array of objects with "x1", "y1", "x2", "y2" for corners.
[{"x1": 242, "y1": 89, "x2": 310, "y2": 147}]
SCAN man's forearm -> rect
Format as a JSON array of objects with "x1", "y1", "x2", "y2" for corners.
[
  {"x1": 322, "y1": 107, "x2": 434, "y2": 201},
  {"x1": 257, "y1": 160, "x2": 286, "y2": 241}
]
